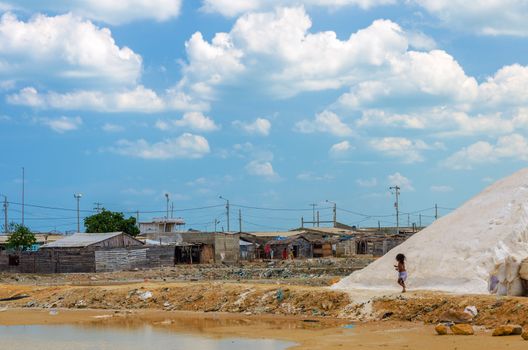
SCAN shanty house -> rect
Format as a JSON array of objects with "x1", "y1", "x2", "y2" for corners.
[
  {"x1": 266, "y1": 235, "x2": 312, "y2": 259},
  {"x1": 174, "y1": 242, "x2": 215, "y2": 264},
  {"x1": 41, "y1": 232, "x2": 144, "y2": 250}
]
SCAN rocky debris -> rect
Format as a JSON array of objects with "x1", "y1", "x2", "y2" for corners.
[
  {"x1": 439, "y1": 309, "x2": 473, "y2": 324},
  {"x1": 0, "y1": 258, "x2": 375, "y2": 287},
  {"x1": 521, "y1": 331, "x2": 528, "y2": 340},
  {"x1": 435, "y1": 323, "x2": 449, "y2": 335},
  {"x1": 450, "y1": 324, "x2": 474, "y2": 335},
  {"x1": 492, "y1": 325, "x2": 523, "y2": 336}
]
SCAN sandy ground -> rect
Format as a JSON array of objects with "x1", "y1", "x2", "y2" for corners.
[{"x1": 0, "y1": 308, "x2": 526, "y2": 350}]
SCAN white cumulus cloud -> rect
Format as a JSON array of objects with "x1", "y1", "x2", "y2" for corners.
[
  {"x1": 155, "y1": 112, "x2": 219, "y2": 132},
  {"x1": 443, "y1": 134, "x2": 528, "y2": 170},
  {"x1": 369, "y1": 137, "x2": 437, "y2": 163},
  {"x1": 295, "y1": 110, "x2": 353, "y2": 137},
  {"x1": 329, "y1": 140, "x2": 352, "y2": 156},
  {"x1": 6, "y1": 0, "x2": 182, "y2": 25},
  {"x1": 201, "y1": 0, "x2": 396, "y2": 17},
  {"x1": 414, "y1": 0, "x2": 528, "y2": 36},
  {"x1": 109, "y1": 133, "x2": 210, "y2": 160},
  {"x1": 388, "y1": 172, "x2": 414, "y2": 191},
  {"x1": 0, "y1": 13, "x2": 142, "y2": 86},
  {"x1": 232, "y1": 118, "x2": 271, "y2": 136},
  {"x1": 39, "y1": 116, "x2": 82, "y2": 133},
  {"x1": 245, "y1": 160, "x2": 279, "y2": 180}
]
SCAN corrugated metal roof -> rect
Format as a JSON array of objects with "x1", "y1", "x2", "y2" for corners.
[
  {"x1": 41, "y1": 232, "x2": 123, "y2": 248},
  {"x1": 250, "y1": 231, "x2": 306, "y2": 238}
]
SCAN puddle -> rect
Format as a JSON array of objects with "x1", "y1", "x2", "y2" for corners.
[{"x1": 0, "y1": 324, "x2": 295, "y2": 350}]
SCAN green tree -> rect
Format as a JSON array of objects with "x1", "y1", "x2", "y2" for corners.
[
  {"x1": 84, "y1": 209, "x2": 140, "y2": 237},
  {"x1": 7, "y1": 224, "x2": 36, "y2": 251}
]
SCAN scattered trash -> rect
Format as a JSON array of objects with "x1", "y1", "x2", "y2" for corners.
[
  {"x1": 49, "y1": 309, "x2": 59, "y2": 316},
  {"x1": 138, "y1": 291, "x2": 153, "y2": 301},
  {"x1": 276, "y1": 288, "x2": 283, "y2": 302},
  {"x1": 342, "y1": 324, "x2": 355, "y2": 329},
  {"x1": 464, "y1": 306, "x2": 478, "y2": 317},
  {"x1": 302, "y1": 319, "x2": 320, "y2": 323}
]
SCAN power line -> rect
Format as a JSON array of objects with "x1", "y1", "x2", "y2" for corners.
[{"x1": 232, "y1": 203, "x2": 332, "y2": 212}]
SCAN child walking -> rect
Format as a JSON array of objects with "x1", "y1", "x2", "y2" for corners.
[{"x1": 394, "y1": 253, "x2": 407, "y2": 293}]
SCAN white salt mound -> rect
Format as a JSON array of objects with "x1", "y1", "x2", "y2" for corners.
[{"x1": 333, "y1": 168, "x2": 528, "y2": 296}]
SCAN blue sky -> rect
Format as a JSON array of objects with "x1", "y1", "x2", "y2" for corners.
[{"x1": 1, "y1": 0, "x2": 528, "y2": 232}]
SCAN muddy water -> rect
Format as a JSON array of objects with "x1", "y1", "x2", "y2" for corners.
[{"x1": 0, "y1": 324, "x2": 295, "y2": 350}]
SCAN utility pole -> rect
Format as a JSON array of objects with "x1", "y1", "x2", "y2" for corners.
[
  {"x1": 378, "y1": 220, "x2": 381, "y2": 233},
  {"x1": 171, "y1": 202, "x2": 174, "y2": 218},
  {"x1": 74, "y1": 193, "x2": 82, "y2": 232},
  {"x1": 326, "y1": 200, "x2": 337, "y2": 227},
  {"x1": 21, "y1": 167, "x2": 24, "y2": 226},
  {"x1": 301, "y1": 216, "x2": 304, "y2": 228},
  {"x1": 419, "y1": 214, "x2": 422, "y2": 228},
  {"x1": 2, "y1": 195, "x2": 7, "y2": 233},
  {"x1": 389, "y1": 186, "x2": 400, "y2": 234},
  {"x1": 165, "y1": 193, "x2": 169, "y2": 219},
  {"x1": 310, "y1": 203, "x2": 317, "y2": 227},
  {"x1": 214, "y1": 218, "x2": 219, "y2": 233},
  {"x1": 238, "y1": 209, "x2": 242, "y2": 233},
  {"x1": 407, "y1": 213, "x2": 410, "y2": 227},
  {"x1": 435, "y1": 203, "x2": 438, "y2": 220},
  {"x1": 93, "y1": 202, "x2": 103, "y2": 213},
  {"x1": 219, "y1": 196, "x2": 230, "y2": 232},
  {"x1": 316, "y1": 211, "x2": 320, "y2": 227}
]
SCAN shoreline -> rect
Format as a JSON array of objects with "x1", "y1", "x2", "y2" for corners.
[{"x1": 1, "y1": 308, "x2": 527, "y2": 350}]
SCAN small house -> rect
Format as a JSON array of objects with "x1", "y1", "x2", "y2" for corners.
[{"x1": 40, "y1": 232, "x2": 144, "y2": 249}]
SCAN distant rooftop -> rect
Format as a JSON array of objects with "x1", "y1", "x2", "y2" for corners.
[{"x1": 41, "y1": 232, "x2": 124, "y2": 248}]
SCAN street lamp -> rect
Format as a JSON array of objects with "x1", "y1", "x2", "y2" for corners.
[
  {"x1": 219, "y1": 196, "x2": 230, "y2": 232},
  {"x1": 325, "y1": 200, "x2": 337, "y2": 227},
  {"x1": 74, "y1": 193, "x2": 82, "y2": 232}
]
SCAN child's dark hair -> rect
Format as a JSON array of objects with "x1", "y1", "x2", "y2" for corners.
[{"x1": 396, "y1": 253, "x2": 406, "y2": 263}]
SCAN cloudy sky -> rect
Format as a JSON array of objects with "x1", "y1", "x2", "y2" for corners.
[{"x1": 1, "y1": 0, "x2": 527, "y2": 232}]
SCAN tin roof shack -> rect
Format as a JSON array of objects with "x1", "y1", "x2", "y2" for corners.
[
  {"x1": 177, "y1": 232, "x2": 240, "y2": 264},
  {"x1": 352, "y1": 232, "x2": 410, "y2": 256},
  {"x1": 239, "y1": 236, "x2": 259, "y2": 261},
  {"x1": 37, "y1": 232, "x2": 144, "y2": 273},
  {"x1": 41, "y1": 232, "x2": 143, "y2": 249},
  {"x1": 335, "y1": 236, "x2": 356, "y2": 257},
  {"x1": 174, "y1": 242, "x2": 214, "y2": 264},
  {"x1": 267, "y1": 235, "x2": 313, "y2": 260}
]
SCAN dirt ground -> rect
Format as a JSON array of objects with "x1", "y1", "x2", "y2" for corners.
[
  {"x1": 0, "y1": 278, "x2": 528, "y2": 327},
  {"x1": 0, "y1": 308, "x2": 526, "y2": 350},
  {"x1": 1, "y1": 263, "x2": 528, "y2": 348}
]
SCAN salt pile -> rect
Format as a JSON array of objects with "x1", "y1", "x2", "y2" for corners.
[{"x1": 333, "y1": 168, "x2": 528, "y2": 296}]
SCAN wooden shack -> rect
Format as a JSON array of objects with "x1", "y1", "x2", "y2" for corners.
[
  {"x1": 174, "y1": 242, "x2": 214, "y2": 264},
  {"x1": 267, "y1": 235, "x2": 312, "y2": 259},
  {"x1": 40, "y1": 232, "x2": 144, "y2": 250}
]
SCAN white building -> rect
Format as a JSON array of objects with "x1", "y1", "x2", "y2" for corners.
[{"x1": 139, "y1": 217, "x2": 185, "y2": 234}]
